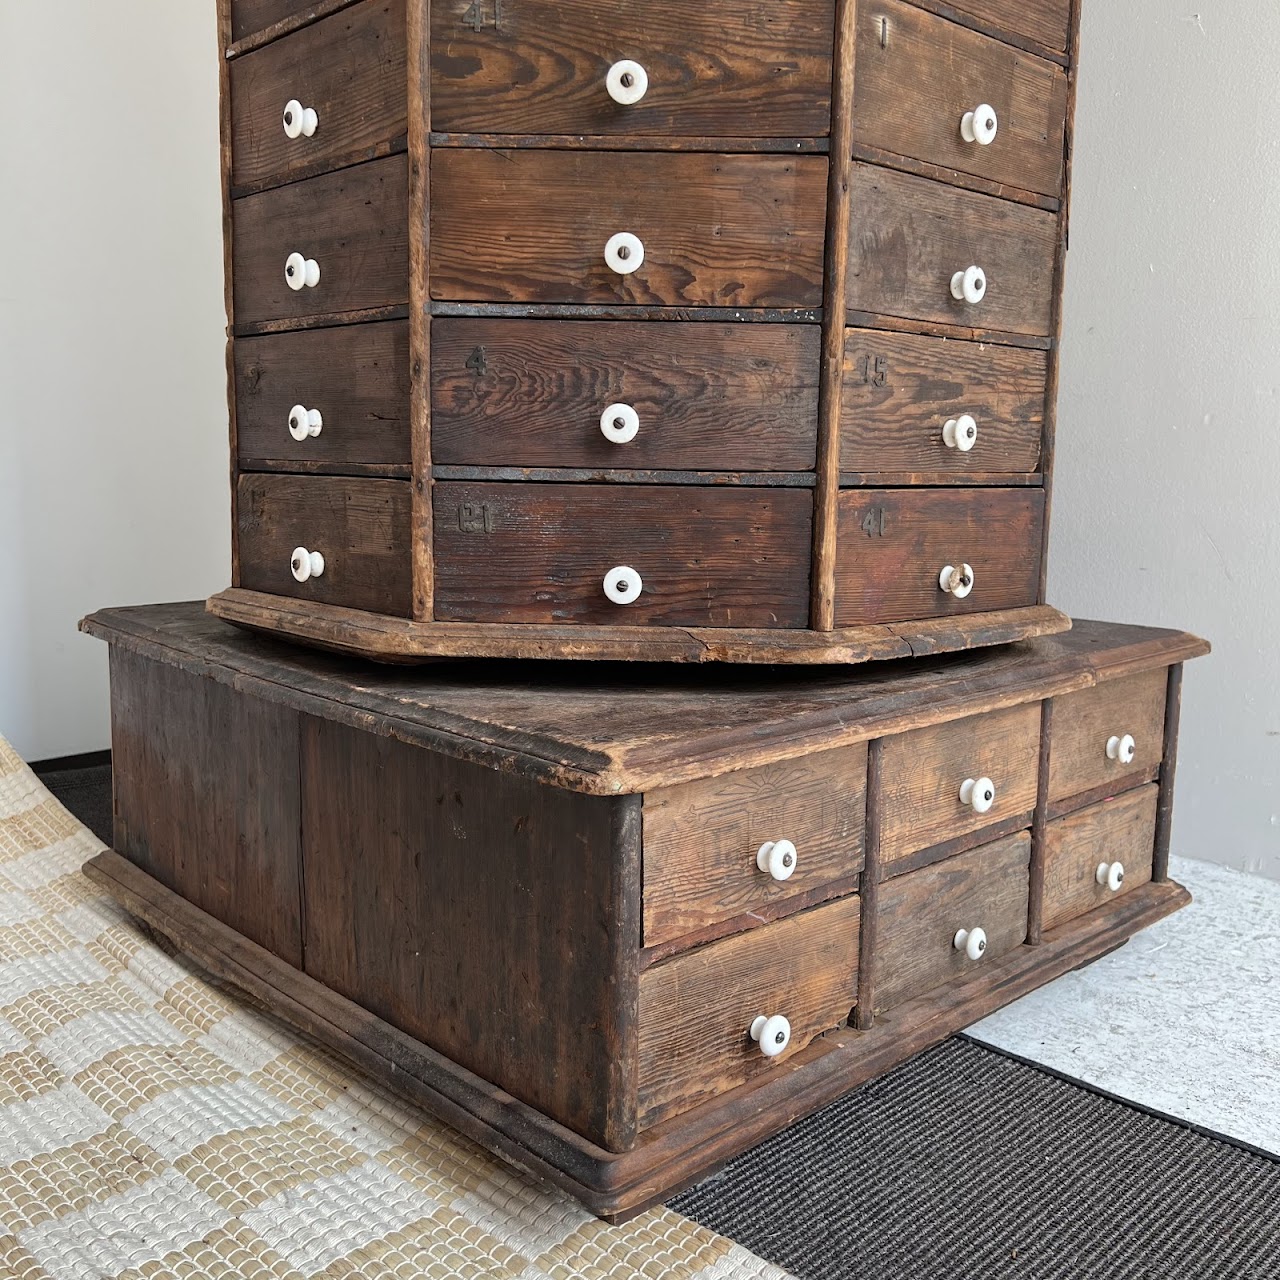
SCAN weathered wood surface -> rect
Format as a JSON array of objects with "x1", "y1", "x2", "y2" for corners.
[
  {"x1": 943, "y1": 0, "x2": 1072, "y2": 53},
  {"x1": 1153, "y1": 664, "x2": 1184, "y2": 883},
  {"x1": 230, "y1": 0, "x2": 350, "y2": 46}
]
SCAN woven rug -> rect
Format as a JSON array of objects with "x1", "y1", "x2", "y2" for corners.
[{"x1": 0, "y1": 736, "x2": 792, "y2": 1280}]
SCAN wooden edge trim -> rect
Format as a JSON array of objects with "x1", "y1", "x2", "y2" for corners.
[
  {"x1": 232, "y1": 304, "x2": 412, "y2": 338},
  {"x1": 218, "y1": 0, "x2": 240, "y2": 586},
  {"x1": 431, "y1": 466, "x2": 817, "y2": 488},
  {"x1": 428, "y1": 133, "x2": 831, "y2": 154},
  {"x1": 1027, "y1": 697, "x2": 1056, "y2": 944},
  {"x1": 240, "y1": 460, "x2": 414, "y2": 479},
  {"x1": 881, "y1": 810, "x2": 1034, "y2": 882},
  {"x1": 606, "y1": 797, "x2": 643, "y2": 1149},
  {"x1": 1046, "y1": 767, "x2": 1162, "y2": 824},
  {"x1": 428, "y1": 302, "x2": 824, "y2": 324},
  {"x1": 229, "y1": 137, "x2": 410, "y2": 200},
  {"x1": 854, "y1": 739, "x2": 884, "y2": 1030},
  {"x1": 850, "y1": 143, "x2": 1060, "y2": 212},
  {"x1": 840, "y1": 472, "x2": 1043, "y2": 488},
  {"x1": 225, "y1": 0, "x2": 365, "y2": 57},
  {"x1": 904, "y1": 0, "x2": 1071, "y2": 65},
  {"x1": 1152, "y1": 664, "x2": 1185, "y2": 883},
  {"x1": 843, "y1": 310, "x2": 1053, "y2": 350}
]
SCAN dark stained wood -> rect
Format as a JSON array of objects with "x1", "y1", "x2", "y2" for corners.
[
  {"x1": 944, "y1": 0, "x2": 1072, "y2": 54},
  {"x1": 843, "y1": 309, "x2": 1051, "y2": 351},
  {"x1": 1027, "y1": 696, "x2": 1055, "y2": 944},
  {"x1": 230, "y1": 0, "x2": 361, "y2": 47},
  {"x1": 849, "y1": 143, "x2": 1060, "y2": 212},
  {"x1": 1153, "y1": 664, "x2": 1184, "y2": 884},
  {"x1": 219, "y1": 0, "x2": 242, "y2": 587},
  {"x1": 430, "y1": 150, "x2": 828, "y2": 309},
  {"x1": 430, "y1": 302, "x2": 823, "y2": 324},
  {"x1": 432, "y1": 467, "x2": 815, "y2": 488},
  {"x1": 234, "y1": 303, "x2": 411, "y2": 338},
  {"x1": 854, "y1": 737, "x2": 885, "y2": 1030},
  {"x1": 430, "y1": 134, "x2": 830, "y2": 155}
]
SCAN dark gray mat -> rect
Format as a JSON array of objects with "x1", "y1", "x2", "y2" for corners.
[{"x1": 38, "y1": 763, "x2": 113, "y2": 846}]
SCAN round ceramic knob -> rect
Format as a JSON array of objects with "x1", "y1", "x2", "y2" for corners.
[
  {"x1": 950, "y1": 265, "x2": 987, "y2": 306},
  {"x1": 605, "y1": 231, "x2": 645, "y2": 276},
  {"x1": 953, "y1": 926, "x2": 988, "y2": 962},
  {"x1": 1096, "y1": 861, "x2": 1126, "y2": 893},
  {"x1": 749, "y1": 1014, "x2": 792, "y2": 1059},
  {"x1": 285, "y1": 252, "x2": 321, "y2": 291},
  {"x1": 282, "y1": 98, "x2": 319, "y2": 140},
  {"x1": 943, "y1": 415, "x2": 978, "y2": 452},
  {"x1": 1107, "y1": 733, "x2": 1137, "y2": 764},
  {"x1": 756, "y1": 839, "x2": 798, "y2": 882},
  {"x1": 600, "y1": 402, "x2": 640, "y2": 445},
  {"x1": 961, "y1": 104, "x2": 998, "y2": 146},
  {"x1": 960, "y1": 776, "x2": 996, "y2": 815},
  {"x1": 606, "y1": 59, "x2": 649, "y2": 106},
  {"x1": 603, "y1": 565, "x2": 643, "y2": 605},
  {"x1": 939, "y1": 563, "x2": 975, "y2": 599},
  {"x1": 290, "y1": 547, "x2": 325, "y2": 583},
  {"x1": 288, "y1": 405, "x2": 323, "y2": 441}
]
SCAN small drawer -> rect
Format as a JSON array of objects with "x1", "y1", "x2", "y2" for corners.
[
  {"x1": 1049, "y1": 670, "x2": 1168, "y2": 807},
  {"x1": 637, "y1": 896, "x2": 859, "y2": 1128},
  {"x1": 833, "y1": 488, "x2": 1044, "y2": 626},
  {"x1": 230, "y1": 0, "x2": 407, "y2": 191},
  {"x1": 840, "y1": 328, "x2": 1046, "y2": 480},
  {"x1": 236, "y1": 474, "x2": 411, "y2": 615},
  {"x1": 232, "y1": 154, "x2": 409, "y2": 327},
  {"x1": 879, "y1": 703, "x2": 1040, "y2": 866},
  {"x1": 230, "y1": 0, "x2": 318, "y2": 44},
  {"x1": 847, "y1": 163, "x2": 1059, "y2": 337},
  {"x1": 854, "y1": 1, "x2": 1068, "y2": 199},
  {"x1": 431, "y1": 319, "x2": 821, "y2": 473},
  {"x1": 643, "y1": 747, "x2": 867, "y2": 948},
  {"x1": 235, "y1": 321, "x2": 411, "y2": 472},
  {"x1": 874, "y1": 833, "x2": 1029, "y2": 1014},
  {"x1": 948, "y1": 0, "x2": 1072, "y2": 54},
  {"x1": 1042, "y1": 787, "x2": 1158, "y2": 933},
  {"x1": 430, "y1": 0, "x2": 835, "y2": 138},
  {"x1": 430, "y1": 150, "x2": 828, "y2": 309},
  {"x1": 432, "y1": 482, "x2": 812, "y2": 628}
]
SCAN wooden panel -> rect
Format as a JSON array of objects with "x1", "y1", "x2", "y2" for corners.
[
  {"x1": 430, "y1": 150, "x2": 828, "y2": 308},
  {"x1": 948, "y1": 0, "x2": 1072, "y2": 53},
  {"x1": 1049, "y1": 669, "x2": 1168, "y2": 805},
  {"x1": 1042, "y1": 786, "x2": 1158, "y2": 932},
  {"x1": 301, "y1": 716, "x2": 639, "y2": 1150},
  {"x1": 109, "y1": 649, "x2": 302, "y2": 965},
  {"x1": 834, "y1": 488, "x2": 1044, "y2": 626},
  {"x1": 431, "y1": 319, "x2": 821, "y2": 472},
  {"x1": 433, "y1": 482, "x2": 813, "y2": 627},
  {"x1": 236, "y1": 473, "x2": 412, "y2": 614},
  {"x1": 232, "y1": 154, "x2": 409, "y2": 326},
  {"x1": 430, "y1": 0, "x2": 835, "y2": 137},
  {"x1": 854, "y1": 1, "x2": 1068, "y2": 198},
  {"x1": 230, "y1": 0, "x2": 407, "y2": 189},
  {"x1": 643, "y1": 747, "x2": 866, "y2": 948},
  {"x1": 847, "y1": 164, "x2": 1059, "y2": 336},
  {"x1": 637, "y1": 897, "x2": 859, "y2": 1128},
  {"x1": 874, "y1": 833, "x2": 1029, "y2": 1012},
  {"x1": 840, "y1": 327, "x2": 1046, "y2": 479},
  {"x1": 880, "y1": 702, "x2": 1040, "y2": 865},
  {"x1": 235, "y1": 321, "x2": 411, "y2": 470},
  {"x1": 231, "y1": 0, "x2": 317, "y2": 43}
]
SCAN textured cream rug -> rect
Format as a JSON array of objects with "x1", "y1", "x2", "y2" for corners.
[{"x1": 0, "y1": 737, "x2": 793, "y2": 1280}]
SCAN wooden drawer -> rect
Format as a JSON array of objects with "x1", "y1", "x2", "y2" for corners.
[
  {"x1": 637, "y1": 896, "x2": 859, "y2": 1128},
  {"x1": 430, "y1": 150, "x2": 828, "y2": 309},
  {"x1": 430, "y1": 0, "x2": 835, "y2": 138},
  {"x1": 235, "y1": 321, "x2": 411, "y2": 472},
  {"x1": 431, "y1": 319, "x2": 821, "y2": 473},
  {"x1": 833, "y1": 488, "x2": 1044, "y2": 626},
  {"x1": 1049, "y1": 670, "x2": 1168, "y2": 807},
  {"x1": 880, "y1": 703, "x2": 1040, "y2": 867},
  {"x1": 230, "y1": 0, "x2": 318, "y2": 44},
  {"x1": 840, "y1": 328, "x2": 1046, "y2": 480},
  {"x1": 232, "y1": 154, "x2": 409, "y2": 327},
  {"x1": 229, "y1": 0, "x2": 407, "y2": 191},
  {"x1": 948, "y1": 0, "x2": 1072, "y2": 54},
  {"x1": 847, "y1": 164, "x2": 1058, "y2": 337},
  {"x1": 874, "y1": 833, "x2": 1029, "y2": 1014},
  {"x1": 236, "y1": 474, "x2": 412, "y2": 615},
  {"x1": 643, "y1": 747, "x2": 867, "y2": 949},
  {"x1": 854, "y1": 1, "x2": 1068, "y2": 199},
  {"x1": 1042, "y1": 787, "x2": 1158, "y2": 933},
  {"x1": 432, "y1": 483, "x2": 812, "y2": 627}
]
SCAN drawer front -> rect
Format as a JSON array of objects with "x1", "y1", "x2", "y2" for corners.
[
  {"x1": 232, "y1": 154, "x2": 409, "y2": 326},
  {"x1": 433, "y1": 483, "x2": 813, "y2": 627},
  {"x1": 847, "y1": 164, "x2": 1059, "y2": 336},
  {"x1": 230, "y1": 0, "x2": 316, "y2": 43},
  {"x1": 1042, "y1": 787, "x2": 1158, "y2": 932},
  {"x1": 880, "y1": 703, "x2": 1040, "y2": 866},
  {"x1": 949, "y1": 0, "x2": 1072, "y2": 54},
  {"x1": 833, "y1": 488, "x2": 1044, "y2": 626},
  {"x1": 236, "y1": 474, "x2": 411, "y2": 615},
  {"x1": 432, "y1": 319, "x2": 821, "y2": 472},
  {"x1": 840, "y1": 328, "x2": 1046, "y2": 479},
  {"x1": 430, "y1": 0, "x2": 835, "y2": 138},
  {"x1": 637, "y1": 896, "x2": 859, "y2": 1128},
  {"x1": 235, "y1": 321, "x2": 411, "y2": 471},
  {"x1": 854, "y1": 1, "x2": 1068, "y2": 199},
  {"x1": 874, "y1": 833, "x2": 1029, "y2": 1013},
  {"x1": 643, "y1": 747, "x2": 867, "y2": 948},
  {"x1": 430, "y1": 150, "x2": 828, "y2": 309},
  {"x1": 1049, "y1": 670, "x2": 1168, "y2": 806}
]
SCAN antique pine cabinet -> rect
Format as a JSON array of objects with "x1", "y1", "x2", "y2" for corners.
[{"x1": 208, "y1": 0, "x2": 1083, "y2": 663}]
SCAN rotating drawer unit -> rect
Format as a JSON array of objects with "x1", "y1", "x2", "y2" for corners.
[{"x1": 211, "y1": 0, "x2": 1083, "y2": 663}]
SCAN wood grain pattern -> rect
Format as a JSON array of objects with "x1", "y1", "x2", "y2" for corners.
[
  {"x1": 947, "y1": 0, "x2": 1072, "y2": 53},
  {"x1": 1153, "y1": 664, "x2": 1184, "y2": 884},
  {"x1": 636, "y1": 897, "x2": 859, "y2": 1129},
  {"x1": 642, "y1": 747, "x2": 866, "y2": 948},
  {"x1": 231, "y1": 0, "x2": 338, "y2": 44},
  {"x1": 431, "y1": 318, "x2": 821, "y2": 472},
  {"x1": 430, "y1": 150, "x2": 828, "y2": 308},
  {"x1": 854, "y1": 737, "x2": 884, "y2": 1029},
  {"x1": 219, "y1": 0, "x2": 242, "y2": 586},
  {"x1": 1027, "y1": 696, "x2": 1055, "y2": 944}
]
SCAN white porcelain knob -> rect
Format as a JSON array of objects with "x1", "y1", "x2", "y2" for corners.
[
  {"x1": 756, "y1": 839, "x2": 798, "y2": 882},
  {"x1": 939, "y1": 563, "x2": 975, "y2": 599},
  {"x1": 603, "y1": 565, "x2": 643, "y2": 605},
  {"x1": 951, "y1": 265, "x2": 987, "y2": 306},
  {"x1": 1106, "y1": 734, "x2": 1137, "y2": 765},
  {"x1": 943, "y1": 415, "x2": 978, "y2": 452},
  {"x1": 961, "y1": 105, "x2": 998, "y2": 146},
  {"x1": 960, "y1": 777, "x2": 996, "y2": 815},
  {"x1": 606, "y1": 60, "x2": 648, "y2": 106},
  {"x1": 288, "y1": 405, "x2": 323, "y2": 441},
  {"x1": 290, "y1": 547, "x2": 325, "y2": 583},
  {"x1": 1096, "y1": 861, "x2": 1126, "y2": 893},
  {"x1": 282, "y1": 99, "x2": 319, "y2": 140},
  {"x1": 605, "y1": 232, "x2": 645, "y2": 276},
  {"x1": 285, "y1": 252, "x2": 321, "y2": 291},
  {"x1": 954, "y1": 927, "x2": 988, "y2": 962},
  {"x1": 600, "y1": 402, "x2": 640, "y2": 445},
  {"x1": 749, "y1": 1014, "x2": 792, "y2": 1059}
]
